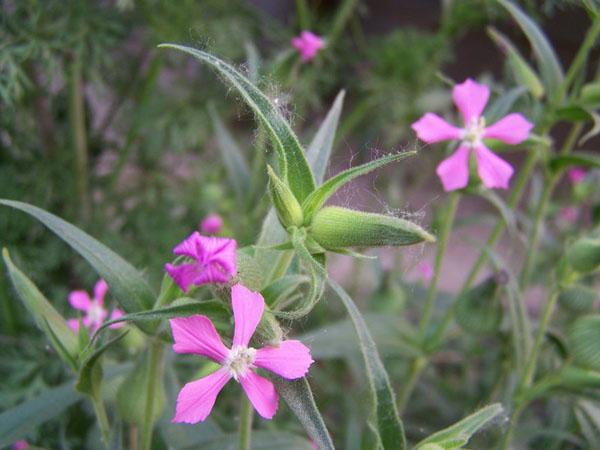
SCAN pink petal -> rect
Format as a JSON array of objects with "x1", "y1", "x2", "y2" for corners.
[
  {"x1": 173, "y1": 367, "x2": 231, "y2": 424},
  {"x1": 94, "y1": 279, "x2": 109, "y2": 306},
  {"x1": 13, "y1": 440, "x2": 29, "y2": 450},
  {"x1": 239, "y1": 369, "x2": 278, "y2": 419},
  {"x1": 411, "y1": 113, "x2": 462, "y2": 143},
  {"x1": 483, "y1": 113, "x2": 533, "y2": 144},
  {"x1": 67, "y1": 318, "x2": 80, "y2": 332},
  {"x1": 108, "y1": 308, "x2": 125, "y2": 329},
  {"x1": 255, "y1": 340, "x2": 314, "y2": 379},
  {"x1": 568, "y1": 167, "x2": 586, "y2": 184},
  {"x1": 200, "y1": 214, "x2": 223, "y2": 234},
  {"x1": 170, "y1": 315, "x2": 229, "y2": 363},
  {"x1": 474, "y1": 144, "x2": 514, "y2": 189},
  {"x1": 203, "y1": 237, "x2": 237, "y2": 277},
  {"x1": 68, "y1": 290, "x2": 91, "y2": 312},
  {"x1": 435, "y1": 144, "x2": 471, "y2": 191},
  {"x1": 165, "y1": 262, "x2": 200, "y2": 293},
  {"x1": 172, "y1": 231, "x2": 203, "y2": 259},
  {"x1": 231, "y1": 284, "x2": 265, "y2": 347},
  {"x1": 453, "y1": 78, "x2": 490, "y2": 125}
]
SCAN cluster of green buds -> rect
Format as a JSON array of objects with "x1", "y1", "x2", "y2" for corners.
[{"x1": 267, "y1": 152, "x2": 435, "y2": 256}]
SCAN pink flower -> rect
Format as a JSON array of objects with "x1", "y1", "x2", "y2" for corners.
[
  {"x1": 200, "y1": 214, "x2": 223, "y2": 235},
  {"x1": 13, "y1": 441, "x2": 29, "y2": 450},
  {"x1": 412, "y1": 78, "x2": 533, "y2": 191},
  {"x1": 559, "y1": 206, "x2": 578, "y2": 224},
  {"x1": 165, "y1": 232, "x2": 237, "y2": 293},
  {"x1": 567, "y1": 167, "x2": 586, "y2": 184},
  {"x1": 292, "y1": 31, "x2": 325, "y2": 62},
  {"x1": 170, "y1": 284, "x2": 314, "y2": 422},
  {"x1": 67, "y1": 280, "x2": 125, "y2": 333},
  {"x1": 418, "y1": 262, "x2": 434, "y2": 282}
]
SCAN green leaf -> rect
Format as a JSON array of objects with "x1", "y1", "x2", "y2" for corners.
[
  {"x1": 306, "y1": 90, "x2": 345, "y2": 185},
  {"x1": 580, "y1": 82, "x2": 600, "y2": 109},
  {"x1": 329, "y1": 279, "x2": 406, "y2": 450},
  {"x1": 93, "y1": 299, "x2": 229, "y2": 339},
  {"x1": 0, "y1": 200, "x2": 156, "y2": 326},
  {"x1": 76, "y1": 330, "x2": 129, "y2": 395},
  {"x1": 569, "y1": 315, "x2": 600, "y2": 370},
  {"x1": 3, "y1": 248, "x2": 79, "y2": 365},
  {"x1": 272, "y1": 377, "x2": 335, "y2": 450},
  {"x1": 209, "y1": 105, "x2": 251, "y2": 201},
  {"x1": 159, "y1": 44, "x2": 316, "y2": 202},
  {"x1": 576, "y1": 400, "x2": 600, "y2": 447},
  {"x1": 455, "y1": 276, "x2": 502, "y2": 335},
  {"x1": 549, "y1": 152, "x2": 600, "y2": 172},
  {"x1": 302, "y1": 152, "x2": 416, "y2": 223},
  {"x1": 487, "y1": 27, "x2": 544, "y2": 99},
  {"x1": 262, "y1": 274, "x2": 309, "y2": 308},
  {"x1": 415, "y1": 403, "x2": 503, "y2": 449},
  {"x1": 498, "y1": 0, "x2": 564, "y2": 96},
  {"x1": 0, "y1": 381, "x2": 83, "y2": 447}
]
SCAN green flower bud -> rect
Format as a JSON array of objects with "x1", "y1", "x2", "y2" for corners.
[
  {"x1": 559, "y1": 284, "x2": 597, "y2": 313},
  {"x1": 267, "y1": 165, "x2": 303, "y2": 228},
  {"x1": 567, "y1": 237, "x2": 600, "y2": 273},
  {"x1": 309, "y1": 206, "x2": 435, "y2": 250}
]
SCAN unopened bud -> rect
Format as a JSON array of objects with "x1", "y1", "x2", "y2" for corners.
[
  {"x1": 567, "y1": 237, "x2": 600, "y2": 273},
  {"x1": 267, "y1": 165, "x2": 303, "y2": 228},
  {"x1": 309, "y1": 206, "x2": 435, "y2": 250}
]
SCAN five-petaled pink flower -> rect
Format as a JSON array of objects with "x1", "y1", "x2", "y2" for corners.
[
  {"x1": 567, "y1": 167, "x2": 586, "y2": 184},
  {"x1": 165, "y1": 232, "x2": 237, "y2": 293},
  {"x1": 200, "y1": 214, "x2": 223, "y2": 235},
  {"x1": 292, "y1": 31, "x2": 325, "y2": 62},
  {"x1": 170, "y1": 283, "x2": 314, "y2": 422},
  {"x1": 67, "y1": 279, "x2": 124, "y2": 333},
  {"x1": 418, "y1": 262, "x2": 434, "y2": 283},
  {"x1": 412, "y1": 78, "x2": 533, "y2": 191}
]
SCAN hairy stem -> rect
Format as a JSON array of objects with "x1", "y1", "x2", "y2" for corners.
[
  {"x1": 91, "y1": 393, "x2": 111, "y2": 446},
  {"x1": 140, "y1": 341, "x2": 164, "y2": 450},
  {"x1": 239, "y1": 394, "x2": 254, "y2": 450}
]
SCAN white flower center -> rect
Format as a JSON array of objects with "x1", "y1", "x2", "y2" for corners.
[
  {"x1": 225, "y1": 345, "x2": 256, "y2": 380},
  {"x1": 88, "y1": 302, "x2": 105, "y2": 324},
  {"x1": 461, "y1": 116, "x2": 486, "y2": 147}
]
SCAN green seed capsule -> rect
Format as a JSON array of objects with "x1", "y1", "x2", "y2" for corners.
[
  {"x1": 309, "y1": 206, "x2": 435, "y2": 250},
  {"x1": 267, "y1": 165, "x2": 304, "y2": 228},
  {"x1": 567, "y1": 237, "x2": 600, "y2": 274}
]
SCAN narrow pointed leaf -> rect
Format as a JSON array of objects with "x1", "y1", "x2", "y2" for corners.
[
  {"x1": 329, "y1": 279, "x2": 406, "y2": 450},
  {"x1": 272, "y1": 377, "x2": 335, "y2": 450},
  {"x1": 498, "y1": 0, "x2": 564, "y2": 95},
  {"x1": 415, "y1": 403, "x2": 503, "y2": 449},
  {"x1": 307, "y1": 90, "x2": 345, "y2": 184},
  {"x1": 0, "y1": 200, "x2": 156, "y2": 326},
  {"x1": 159, "y1": 44, "x2": 316, "y2": 202},
  {"x1": 3, "y1": 248, "x2": 79, "y2": 362},
  {"x1": 209, "y1": 106, "x2": 251, "y2": 200},
  {"x1": 302, "y1": 152, "x2": 416, "y2": 222},
  {"x1": 549, "y1": 151, "x2": 600, "y2": 172}
]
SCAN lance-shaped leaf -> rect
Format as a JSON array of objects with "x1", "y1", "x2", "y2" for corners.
[
  {"x1": 272, "y1": 377, "x2": 335, "y2": 450},
  {"x1": 498, "y1": 0, "x2": 564, "y2": 96},
  {"x1": 309, "y1": 206, "x2": 435, "y2": 250},
  {"x1": 0, "y1": 200, "x2": 156, "y2": 329},
  {"x1": 302, "y1": 151, "x2": 416, "y2": 223},
  {"x1": 329, "y1": 279, "x2": 406, "y2": 450},
  {"x1": 3, "y1": 249, "x2": 79, "y2": 368},
  {"x1": 414, "y1": 403, "x2": 503, "y2": 449},
  {"x1": 159, "y1": 44, "x2": 316, "y2": 202},
  {"x1": 549, "y1": 151, "x2": 600, "y2": 172},
  {"x1": 307, "y1": 90, "x2": 345, "y2": 184},
  {"x1": 487, "y1": 27, "x2": 544, "y2": 99},
  {"x1": 209, "y1": 105, "x2": 251, "y2": 201}
]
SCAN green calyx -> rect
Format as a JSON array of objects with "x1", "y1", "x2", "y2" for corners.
[
  {"x1": 308, "y1": 206, "x2": 435, "y2": 250},
  {"x1": 567, "y1": 236, "x2": 600, "y2": 274},
  {"x1": 267, "y1": 165, "x2": 304, "y2": 228}
]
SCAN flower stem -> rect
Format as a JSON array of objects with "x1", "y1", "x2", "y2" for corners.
[
  {"x1": 140, "y1": 340, "x2": 164, "y2": 450},
  {"x1": 239, "y1": 394, "x2": 254, "y2": 450},
  {"x1": 91, "y1": 393, "x2": 111, "y2": 446},
  {"x1": 397, "y1": 356, "x2": 427, "y2": 413}
]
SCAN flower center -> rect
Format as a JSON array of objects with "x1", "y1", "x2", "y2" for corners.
[
  {"x1": 88, "y1": 302, "x2": 105, "y2": 324},
  {"x1": 225, "y1": 345, "x2": 256, "y2": 380},
  {"x1": 462, "y1": 116, "x2": 486, "y2": 147}
]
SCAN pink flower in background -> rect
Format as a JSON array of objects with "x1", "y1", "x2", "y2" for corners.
[
  {"x1": 418, "y1": 262, "x2": 434, "y2": 282},
  {"x1": 170, "y1": 284, "x2": 314, "y2": 422},
  {"x1": 165, "y1": 232, "x2": 236, "y2": 293},
  {"x1": 13, "y1": 441, "x2": 29, "y2": 450},
  {"x1": 559, "y1": 206, "x2": 578, "y2": 224},
  {"x1": 292, "y1": 31, "x2": 325, "y2": 62},
  {"x1": 412, "y1": 78, "x2": 533, "y2": 191},
  {"x1": 567, "y1": 167, "x2": 586, "y2": 184},
  {"x1": 200, "y1": 214, "x2": 223, "y2": 235},
  {"x1": 67, "y1": 280, "x2": 125, "y2": 333}
]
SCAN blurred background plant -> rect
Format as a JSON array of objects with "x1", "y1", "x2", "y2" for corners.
[{"x1": 2, "y1": 0, "x2": 600, "y2": 449}]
